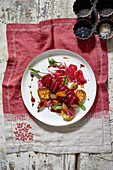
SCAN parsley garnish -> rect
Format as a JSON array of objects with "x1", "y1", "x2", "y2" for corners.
[
  {"x1": 29, "y1": 68, "x2": 40, "y2": 74},
  {"x1": 48, "y1": 58, "x2": 57, "y2": 66}
]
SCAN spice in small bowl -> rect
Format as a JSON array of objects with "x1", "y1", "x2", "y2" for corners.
[
  {"x1": 96, "y1": 19, "x2": 113, "y2": 39},
  {"x1": 73, "y1": 19, "x2": 93, "y2": 40},
  {"x1": 96, "y1": 0, "x2": 113, "y2": 17},
  {"x1": 73, "y1": 0, "x2": 93, "y2": 18}
]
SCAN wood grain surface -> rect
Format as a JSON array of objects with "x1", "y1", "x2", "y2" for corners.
[{"x1": 0, "y1": 0, "x2": 113, "y2": 169}]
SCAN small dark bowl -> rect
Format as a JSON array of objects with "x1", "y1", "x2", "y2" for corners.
[
  {"x1": 73, "y1": 19, "x2": 93, "y2": 40},
  {"x1": 96, "y1": 0, "x2": 113, "y2": 17},
  {"x1": 96, "y1": 19, "x2": 113, "y2": 39},
  {"x1": 73, "y1": 0, "x2": 93, "y2": 18}
]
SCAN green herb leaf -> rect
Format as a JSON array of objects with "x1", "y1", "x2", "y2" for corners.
[
  {"x1": 63, "y1": 75, "x2": 68, "y2": 85},
  {"x1": 78, "y1": 102, "x2": 86, "y2": 110},
  {"x1": 29, "y1": 68, "x2": 41, "y2": 74},
  {"x1": 52, "y1": 103, "x2": 62, "y2": 110},
  {"x1": 48, "y1": 58, "x2": 57, "y2": 66}
]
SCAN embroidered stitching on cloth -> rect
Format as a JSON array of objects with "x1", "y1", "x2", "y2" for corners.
[{"x1": 14, "y1": 122, "x2": 34, "y2": 141}]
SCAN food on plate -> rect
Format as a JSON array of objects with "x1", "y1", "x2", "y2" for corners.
[
  {"x1": 56, "y1": 91, "x2": 66, "y2": 97},
  {"x1": 61, "y1": 103, "x2": 76, "y2": 120},
  {"x1": 70, "y1": 82, "x2": 78, "y2": 90},
  {"x1": 62, "y1": 103, "x2": 68, "y2": 112},
  {"x1": 38, "y1": 99, "x2": 47, "y2": 109},
  {"x1": 38, "y1": 87, "x2": 51, "y2": 99},
  {"x1": 50, "y1": 93, "x2": 57, "y2": 99},
  {"x1": 70, "y1": 104, "x2": 78, "y2": 109},
  {"x1": 29, "y1": 58, "x2": 87, "y2": 120},
  {"x1": 61, "y1": 110, "x2": 74, "y2": 120},
  {"x1": 40, "y1": 74, "x2": 79, "y2": 106},
  {"x1": 74, "y1": 89, "x2": 86, "y2": 102},
  {"x1": 78, "y1": 102, "x2": 86, "y2": 110}
]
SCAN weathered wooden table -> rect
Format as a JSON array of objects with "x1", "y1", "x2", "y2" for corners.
[{"x1": 0, "y1": 0, "x2": 113, "y2": 169}]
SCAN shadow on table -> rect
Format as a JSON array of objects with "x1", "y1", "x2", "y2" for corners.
[
  {"x1": 30, "y1": 113, "x2": 91, "y2": 133},
  {"x1": 76, "y1": 34, "x2": 96, "y2": 53},
  {"x1": 75, "y1": 33, "x2": 107, "y2": 53}
]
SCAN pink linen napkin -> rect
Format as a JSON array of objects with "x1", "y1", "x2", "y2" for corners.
[{"x1": 2, "y1": 18, "x2": 111, "y2": 153}]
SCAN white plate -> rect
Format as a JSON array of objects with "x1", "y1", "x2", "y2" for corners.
[{"x1": 21, "y1": 49, "x2": 97, "y2": 126}]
